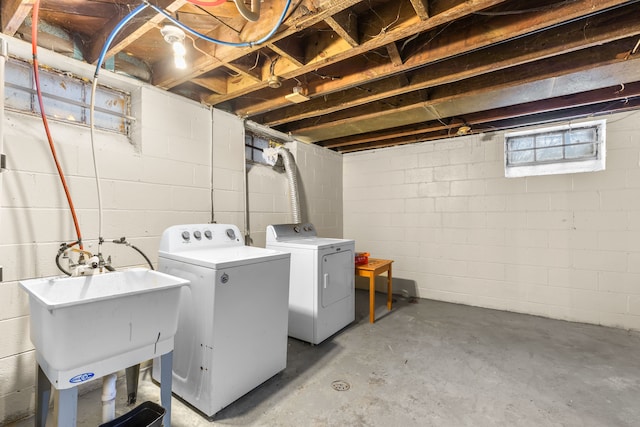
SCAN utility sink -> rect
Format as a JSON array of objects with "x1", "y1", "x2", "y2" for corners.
[{"x1": 19, "y1": 268, "x2": 189, "y2": 389}]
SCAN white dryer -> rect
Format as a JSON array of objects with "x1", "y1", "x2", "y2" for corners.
[
  {"x1": 153, "y1": 224, "x2": 290, "y2": 418},
  {"x1": 266, "y1": 223, "x2": 355, "y2": 344}
]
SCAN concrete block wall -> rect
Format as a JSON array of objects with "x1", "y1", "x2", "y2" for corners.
[
  {"x1": 0, "y1": 38, "x2": 343, "y2": 422},
  {"x1": 0, "y1": 84, "x2": 212, "y2": 422},
  {"x1": 344, "y1": 111, "x2": 640, "y2": 331},
  {"x1": 246, "y1": 141, "x2": 344, "y2": 247}
]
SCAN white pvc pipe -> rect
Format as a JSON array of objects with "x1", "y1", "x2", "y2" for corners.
[
  {"x1": 0, "y1": 39, "x2": 7, "y2": 211},
  {"x1": 101, "y1": 373, "x2": 117, "y2": 423}
]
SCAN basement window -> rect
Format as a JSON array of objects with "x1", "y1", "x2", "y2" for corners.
[
  {"x1": 245, "y1": 132, "x2": 270, "y2": 165},
  {"x1": 504, "y1": 120, "x2": 606, "y2": 178},
  {"x1": 4, "y1": 58, "x2": 131, "y2": 136}
]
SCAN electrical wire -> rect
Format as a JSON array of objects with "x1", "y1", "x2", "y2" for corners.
[
  {"x1": 32, "y1": 0, "x2": 84, "y2": 251},
  {"x1": 144, "y1": 0, "x2": 293, "y2": 47}
]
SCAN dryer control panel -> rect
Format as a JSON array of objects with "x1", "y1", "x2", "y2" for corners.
[
  {"x1": 159, "y1": 224, "x2": 242, "y2": 253},
  {"x1": 266, "y1": 223, "x2": 317, "y2": 242}
]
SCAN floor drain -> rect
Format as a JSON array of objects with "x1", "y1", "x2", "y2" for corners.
[{"x1": 331, "y1": 380, "x2": 350, "y2": 391}]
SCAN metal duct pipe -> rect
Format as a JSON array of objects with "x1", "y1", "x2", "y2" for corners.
[
  {"x1": 233, "y1": 0, "x2": 261, "y2": 22},
  {"x1": 275, "y1": 147, "x2": 301, "y2": 224}
]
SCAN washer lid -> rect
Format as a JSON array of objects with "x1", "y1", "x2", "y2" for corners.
[
  {"x1": 267, "y1": 237, "x2": 354, "y2": 250},
  {"x1": 159, "y1": 245, "x2": 290, "y2": 269}
]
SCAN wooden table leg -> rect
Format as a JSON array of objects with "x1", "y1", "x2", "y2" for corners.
[
  {"x1": 369, "y1": 273, "x2": 375, "y2": 323},
  {"x1": 387, "y1": 263, "x2": 393, "y2": 311}
]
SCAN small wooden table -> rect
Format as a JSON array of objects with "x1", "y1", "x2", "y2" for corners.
[{"x1": 355, "y1": 258, "x2": 393, "y2": 323}]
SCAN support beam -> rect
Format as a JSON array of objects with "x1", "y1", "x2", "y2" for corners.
[
  {"x1": 2, "y1": 0, "x2": 34, "y2": 35},
  {"x1": 386, "y1": 42, "x2": 403, "y2": 67},
  {"x1": 325, "y1": 9, "x2": 359, "y2": 47},
  {"x1": 409, "y1": 0, "x2": 429, "y2": 20}
]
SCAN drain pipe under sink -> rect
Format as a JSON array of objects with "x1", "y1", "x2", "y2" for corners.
[{"x1": 102, "y1": 372, "x2": 117, "y2": 422}]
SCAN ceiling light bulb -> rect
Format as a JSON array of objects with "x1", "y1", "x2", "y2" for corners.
[
  {"x1": 172, "y1": 41, "x2": 186, "y2": 56},
  {"x1": 174, "y1": 55, "x2": 187, "y2": 70}
]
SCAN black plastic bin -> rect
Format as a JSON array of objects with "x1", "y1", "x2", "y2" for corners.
[{"x1": 99, "y1": 401, "x2": 165, "y2": 427}]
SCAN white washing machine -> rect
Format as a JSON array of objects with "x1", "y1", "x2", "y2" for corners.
[
  {"x1": 152, "y1": 224, "x2": 290, "y2": 418},
  {"x1": 266, "y1": 223, "x2": 355, "y2": 345}
]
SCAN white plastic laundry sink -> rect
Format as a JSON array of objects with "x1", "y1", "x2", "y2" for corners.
[{"x1": 19, "y1": 268, "x2": 189, "y2": 389}]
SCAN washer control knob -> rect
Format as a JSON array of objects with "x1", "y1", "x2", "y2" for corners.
[
  {"x1": 193, "y1": 230, "x2": 202, "y2": 240},
  {"x1": 293, "y1": 225, "x2": 300, "y2": 233},
  {"x1": 226, "y1": 228, "x2": 236, "y2": 240},
  {"x1": 204, "y1": 230, "x2": 212, "y2": 239},
  {"x1": 181, "y1": 231, "x2": 190, "y2": 241}
]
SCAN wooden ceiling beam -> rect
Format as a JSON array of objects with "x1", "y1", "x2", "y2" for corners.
[
  {"x1": 2, "y1": 0, "x2": 34, "y2": 36},
  {"x1": 325, "y1": 8, "x2": 359, "y2": 47},
  {"x1": 409, "y1": 0, "x2": 430, "y2": 21},
  {"x1": 197, "y1": 0, "x2": 510, "y2": 104},
  {"x1": 323, "y1": 81, "x2": 640, "y2": 149},
  {"x1": 338, "y1": 94, "x2": 640, "y2": 153},
  {"x1": 282, "y1": 38, "x2": 639, "y2": 137},
  {"x1": 251, "y1": 1, "x2": 640, "y2": 125},
  {"x1": 83, "y1": 0, "x2": 187, "y2": 65}
]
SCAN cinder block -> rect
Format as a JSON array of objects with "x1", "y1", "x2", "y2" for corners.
[
  {"x1": 569, "y1": 288, "x2": 628, "y2": 314},
  {"x1": 405, "y1": 167, "x2": 434, "y2": 184},
  {"x1": 572, "y1": 169, "x2": 626, "y2": 191},
  {"x1": 573, "y1": 249, "x2": 627, "y2": 272},
  {"x1": 629, "y1": 296, "x2": 640, "y2": 315},
  {"x1": 526, "y1": 211, "x2": 573, "y2": 230},
  {"x1": 467, "y1": 228, "x2": 505, "y2": 246},
  {"x1": 505, "y1": 193, "x2": 549, "y2": 211},
  {"x1": 443, "y1": 212, "x2": 487, "y2": 228},
  {"x1": 598, "y1": 271, "x2": 640, "y2": 294},
  {"x1": 573, "y1": 211, "x2": 628, "y2": 231},
  {"x1": 505, "y1": 229, "x2": 548, "y2": 248},
  {"x1": 434, "y1": 164, "x2": 467, "y2": 182},
  {"x1": 0, "y1": 317, "x2": 33, "y2": 359},
  {"x1": 466, "y1": 161, "x2": 503, "y2": 179},
  {"x1": 548, "y1": 191, "x2": 599, "y2": 211},
  {"x1": 486, "y1": 212, "x2": 526, "y2": 229},
  {"x1": 435, "y1": 196, "x2": 468, "y2": 212},
  {"x1": 525, "y1": 174, "x2": 572, "y2": 193},
  {"x1": 451, "y1": 180, "x2": 486, "y2": 196},
  {"x1": 548, "y1": 267, "x2": 598, "y2": 290},
  {"x1": 628, "y1": 253, "x2": 640, "y2": 273},
  {"x1": 214, "y1": 189, "x2": 244, "y2": 211},
  {"x1": 441, "y1": 228, "x2": 468, "y2": 244},
  {"x1": 505, "y1": 264, "x2": 548, "y2": 285},
  {"x1": 0, "y1": 280, "x2": 30, "y2": 319},
  {"x1": 142, "y1": 157, "x2": 196, "y2": 186},
  {"x1": 466, "y1": 261, "x2": 505, "y2": 280},
  {"x1": 600, "y1": 189, "x2": 640, "y2": 211},
  {"x1": 418, "y1": 181, "x2": 450, "y2": 197},
  {"x1": 0, "y1": 386, "x2": 36, "y2": 425},
  {"x1": 485, "y1": 177, "x2": 526, "y2": 195},
  {"x1": 418, "y1": 150, "x2": 449, "y2": 167},
  {"x1": 606, "y1": 148, "x2": 640, "y2": 170},
  {"x1": 598, "y1": 231, "x2": 640, "y2": 252},
  {"x1": 468, "y1": 195, "x2": 506, "y2": 212},
  {"x1": 0, "y1": 351, "x2": 36, "y2": 396},
  {"x1": 405, "y1": 198, "x2": 435, "y2": 213},
  {"x1": 448, "y1": 144, "x2": 484, "y2": 165},
  {"x1": 172, "y1": 186, "x2": 211, "y2": 212}
]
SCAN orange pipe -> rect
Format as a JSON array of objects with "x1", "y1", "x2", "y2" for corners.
[{"x1": 32, "y1": 0, "x2": 84, "y2": 250}]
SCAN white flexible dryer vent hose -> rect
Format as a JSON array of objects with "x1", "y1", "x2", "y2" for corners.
[{"x1": 276, "y1": 147, "x2": 301, "y2": 224}]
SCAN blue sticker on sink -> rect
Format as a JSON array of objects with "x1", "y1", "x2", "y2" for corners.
[{"x1": 70, "y1": 372, "x2": 94, "y2": 384}]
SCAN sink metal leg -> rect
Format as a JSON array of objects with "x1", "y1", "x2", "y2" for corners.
[
  {"x1": 36, "y1": 365, "x2": 51, "y2": 427},
  {"x1": 160, "y1": 351, "x2": 173, "y2": 427},
  {"x1": 55, "y1": 387, "x2": 78, "y2": 427},
  {"x1": 126, "y1": 364, "x2": 140, "y2": 405}
]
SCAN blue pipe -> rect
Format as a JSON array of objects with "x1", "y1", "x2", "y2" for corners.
[
  {"x1": 94, "y1": 3, "x2": 148, "y2": 77},
  {"x1": 145, "y1": 0, "x2": 293, "y2": 48}
]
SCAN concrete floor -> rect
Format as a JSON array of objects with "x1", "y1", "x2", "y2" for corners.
[{"x1": 12, "y1": 289, "x2": 640, "y2": 426}]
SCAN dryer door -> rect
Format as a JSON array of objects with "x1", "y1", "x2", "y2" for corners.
[{"x1": 321, "y1": 249, "x2": 353, "y2": 307}]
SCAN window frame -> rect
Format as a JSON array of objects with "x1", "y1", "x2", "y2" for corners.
[
  {"x1": 504, "y1": 119, "x2": 606, "y2": 178},
  {"x1": 4, "y1": 58, "x2": 132, "y2": 137}
]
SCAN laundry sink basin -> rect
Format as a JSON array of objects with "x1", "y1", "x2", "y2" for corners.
[{"x1": 19, "y1": 268, "x2": 189, "y2": 389}]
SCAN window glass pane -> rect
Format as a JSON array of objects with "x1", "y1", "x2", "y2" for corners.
[
  {"x1": 5, "y1": 61, "x2": 33, "y2": 111},
  {"x1": 39, "y1": 70, "x2": 83, "y2": 121},
  {"x1": 536, "y1": 147, "x2": 563, "y2": 161},
  {"x1": 245, "y1": 146, "x2": 252, "y2": 160},
  {"x1": 536, "y1": 133, "x2": 562, "y2": 148},
  {"x1": 508, "y1": 150, "x2": 534, "y2": 164},
  {"x1": 565, "y1": 143, "x2": 595, "y2": 159},
  {"x1": 569, "y1": 128, "x2": 596, "y2": 144},
  {"x1": 508, "y1": 136, "x2": 533, "y2": 151}
]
